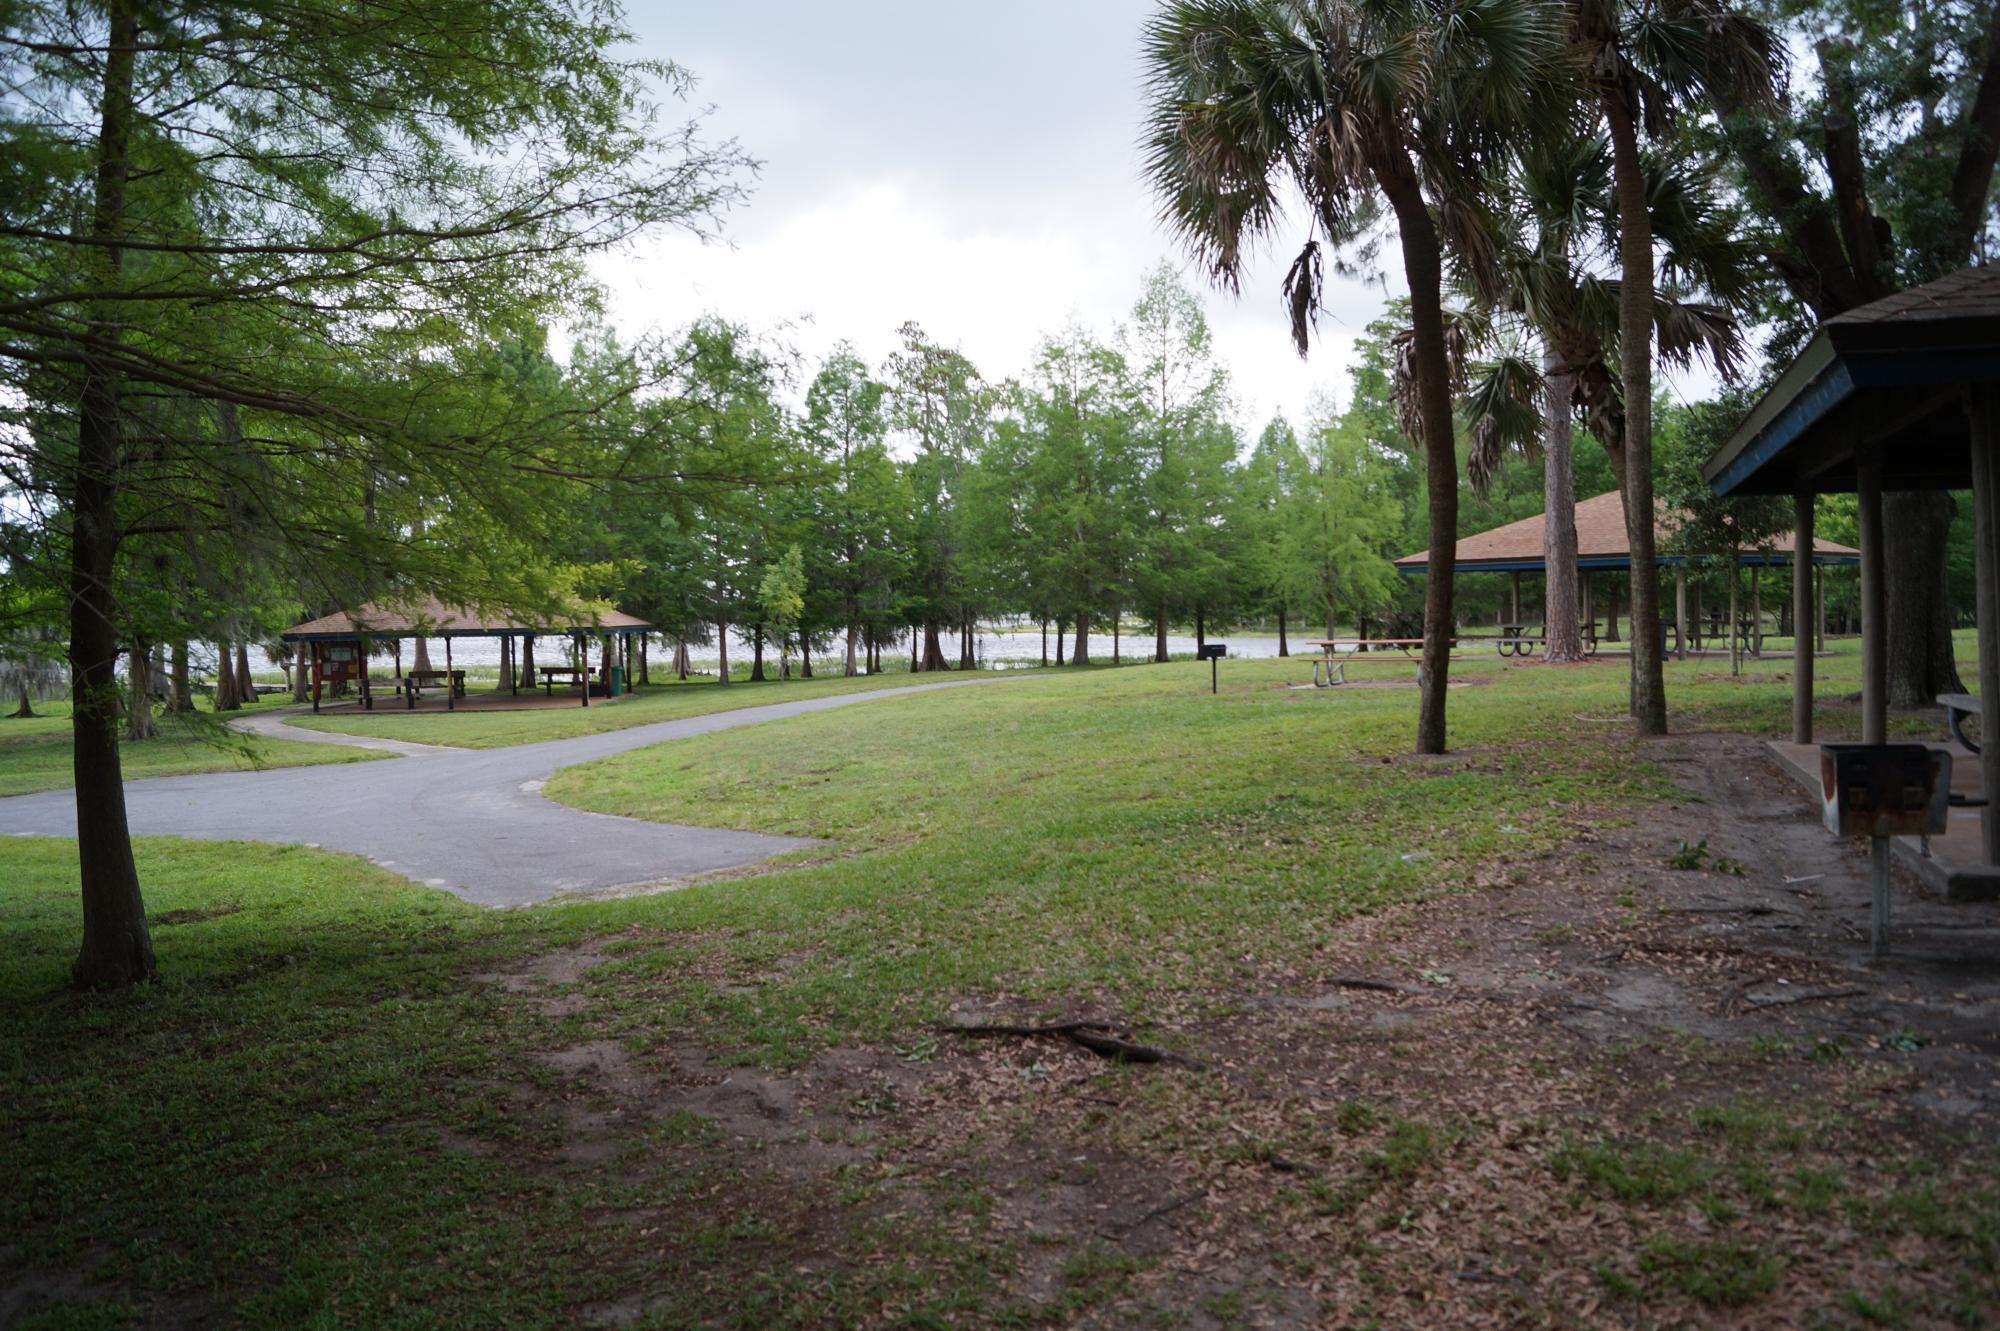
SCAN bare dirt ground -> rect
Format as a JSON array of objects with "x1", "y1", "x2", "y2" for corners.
[{"x1": 479, "y1": 732, "x2": 2000, "y2": 1328}]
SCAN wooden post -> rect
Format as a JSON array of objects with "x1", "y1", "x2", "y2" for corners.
[
  {"x1": 1751, "y1": 563, "x2": 1762, "y2": 655},
  {"x1": 1968, "y1": 387, "x2": 2000, "y2": 864},
  {"x1": 1792, "y1": 493, "x2": 1815, "y2": 745},
  {"x1": 310, "y1": 641, "x2": 322, "y2": 713},
  {"x1": 1674, "y1": 565, "x2": 1688, "y2": 660},
  {"x1": 578, "y1": 633, "x2": 589, "y2": 707},
  {"x1": 360, "y1": 637, "x2": 373, "y2": 711},
  {"x1": 1581, "y1": 570, "x2": 1593, "y2": 637},
  {"x1": 1857, "y1": 444, "x2": 1887, "y2": 745},
  {"x1": 1509, "y1": 570, "x2": 1520, "y2": 625},
  {"x1": 444, "y1": 635, "x2": 455, "y2": 711}
]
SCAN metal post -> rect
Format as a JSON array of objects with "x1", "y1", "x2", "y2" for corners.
[
  {"x1": 1871, "y1": 834, "x2": 1892, "y2": 960},
  {"x1": 1792, "y1": 493, "x2": 1815, "y2": 745},
  {"x1": 1856, "y1": 444, "x2": 1888, "y2": 745},
  {"x1": 1968, "y1": 386, "x2": 2000, "y2": 864}
]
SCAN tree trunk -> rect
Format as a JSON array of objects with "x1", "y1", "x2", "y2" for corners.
[
  {"x1": 1155, "y1": 600, "x2": 1169, "y2": 663},
  {"x1": 1073, "y1": 610, "x2": 1090, "y2": 666},
  {"x1": 639, "y1": 634, "x2": 650, "y2": 686},
  {"x1": 959, "y1": 613, "x2": 975, "y2": 670},
  {"x1": 1195, "y1": 605, "x2": 1205, "y2": 650},
  {"x1": 1277, "y1": 607, "x2": 1289, "y2": 657},
  {"x1": 802, "y1": 637, "x2": 813, "y2": 678},
  {"x1": 498, "y1": 635, "x2": 514, "y2": 692},
  {"x1": 11, "y1": 683, "x2": 34, "y2": 719},
  {"x1": 169, "y1": 640, "x2": 195, "y2": 711},
  {"x1": 69, "y1": 0, "x2": 153, "y2": 990},
  {"x1": 1884, "y1": 491, "x2": 1965, "y2": 705},
  {"x1": 1604, "y1": 86, "x2": 1668, "y2": 734},
  {"x1": 1055, "y1": 622, "x2": 1065, "y2": 666},
  {"x1": 1542, "y1": 358, "x2": 1584, "y2": 661},
  {"x1": 922, "y1": 621, "x2": 949, "y2": 671},
  {"x1": 845, "y1": 602, "x2": 860, "y2": 676},
  {"x1": 523, "y1": 635, "x2": 537, "y2": 687},
  {"x1": 717, "y1": 622, "x2": 730, "y2": 684},
  {"x1": 1372, "y1": 141, "x2": 1458, "y2": 752},
  {"x1": 1041, "y1": 618, "x2": 1049, "y2": 667},
  {"x1": 413, "y1": 637, "x2": 432, "y2": 673},
  {"x1": 236, "y1": 639, "x2": 256, "y2": 705},
  {"x1": 751, "y1": 625, "x2": 767, "y2": 682},
  {"x1": 125, "y1": 641, "x2": 156, "y2": 741},
  {"x1": 214, "y1": 639, "x2": 242, "y2": 711}
]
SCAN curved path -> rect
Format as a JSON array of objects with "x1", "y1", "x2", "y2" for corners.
[{"x1": 0, "y1": 679, "x2": 1001, "y2": 907}]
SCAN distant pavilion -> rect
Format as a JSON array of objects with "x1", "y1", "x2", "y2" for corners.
[
  {"x1": 1395, "y1": 490, "x2": 1858, "y2": 647},
  {"x1": 280, "y1": 596, "x2": 651, "y2": 712}
]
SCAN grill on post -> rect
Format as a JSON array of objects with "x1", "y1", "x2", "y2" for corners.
[
  {"x1": 1819, "y1": 743, "x2": 1951, "y2": 957},
  {"x1": 1197, "y1": 643, "x2": 1226, "y2": 694}
]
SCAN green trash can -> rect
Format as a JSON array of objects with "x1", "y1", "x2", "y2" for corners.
[{"x1": 608, "y1": 665, "x2": 625, "y2": 697}]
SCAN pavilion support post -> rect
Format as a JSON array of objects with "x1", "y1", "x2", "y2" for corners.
[
  {"x1": 1857, "y1": 445, "x2": 1888, "y2": 745},
  {"x1": 444, "y1": 636, "x2": 455, "y2": 712},
  {"x1": 523, "y1": 634, "x2": 535, "y2": 690},
  {"x1": 578, "y1": 634, "x2": 589, "y2": 707},
  {"x1": 1815, "y1": 565, "x2": 1826, "y2": 652},
  {"x1": 1581, "y1": 571, "x2": 1593, "y2": 639},
  {"x1": 1792, "y1": 494, "x2": 1815, "y2": 745},
  {"x1": 1509, "y1": 570, "x2": 1520, "y2": 626},
  {"x1": 1967, "y1": 386, "x2": 2000, "y2": 864},
  {"x1": 310, "y1": 642, "x2": 322, "y2": 714},
  {"x1": 1674, "y1": 566, "x2": 1688, "y2": 660},
  {"x1": 360, "y1": 637, "x2": 373, "y2": 712}
]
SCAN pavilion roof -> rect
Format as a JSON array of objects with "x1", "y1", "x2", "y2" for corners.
[
  {"x1": 281, "y1": 595, "x2": 650, "y2": 641},
  {"x1": 1394, "y1": 490, "x2": 1858, "y2": 572},
  {"x1": 1705, "y1": 265, "x2": 2000, "y2": 497}
]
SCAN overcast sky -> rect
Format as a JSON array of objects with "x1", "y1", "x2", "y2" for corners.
[{"x1": 594, "y1": 1, "x2": 1401, "y2": 436}]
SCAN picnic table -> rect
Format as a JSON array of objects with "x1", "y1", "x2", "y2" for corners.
[
  {"x1": 1491, "y1": 624, "x2": 1602, "y2": 658},
  {"x1": 535, "y1": 665, "x2": 590, "y2": 697},
  {"x1": 1306, "y1": 638, "x2": 1455, "y2": 688},
  {"x1": 402, "y1": 669, "x2": 465, "y2": 702},
  {"x1": 1941, "y1": 692, "x2": 1983, "y2": 754}
]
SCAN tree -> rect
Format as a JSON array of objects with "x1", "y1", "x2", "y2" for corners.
[
  {"x1": 0, "y1": 0, "x2": 750, "y2": 988},
  {"x1": 758, "y1": 545, "x2": 808, "y2": 678},
  {"x1": 1278, "y1": 412, "x2": 1404, "y2": 638},
  {"x1": 1142, "y1": 0, "x2": 1567, "y2": 752},
  {"x1": 1570, "y1": 0, "x2": 1778, "y2": 732},
  {"x1": 1703, "y1": 0, "x2": 2000, "y2": 707},
  {"x1": 886, "y1": 323, "x2": 986, "y2": 671}
]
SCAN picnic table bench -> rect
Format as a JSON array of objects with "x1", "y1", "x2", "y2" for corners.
[{"x1": 1941, "y1": 692, "x2": 1983, "y2": 753}]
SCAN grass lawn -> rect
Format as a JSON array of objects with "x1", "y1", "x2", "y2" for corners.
[
  {"x1": 0, "y1": 703, "x2": 382, "y2": 797},
  {"x1": 3, "y1": 639, "x2": 1994, "y2": 1328},
  {"x1": 284, "y1": 669, "x2": 962, "y2": 749}
]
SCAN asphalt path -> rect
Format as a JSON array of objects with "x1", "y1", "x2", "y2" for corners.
[{"x1": 0, "y1": 678, "x2": 1000, "y2": 906}]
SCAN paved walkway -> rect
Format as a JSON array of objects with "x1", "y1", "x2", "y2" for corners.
[{"x1": 0, "y1": 679, "x2": 999, "y2": 907}]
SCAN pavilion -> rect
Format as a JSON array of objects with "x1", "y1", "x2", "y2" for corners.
[
  {"x1": 280, "y1": 596, "x2": 652, "y2": 713},
  {"x1": 1394, "y1": 490, "x2": 1858, "y2": 650},
  {"x1": 1703, "y1": 264, "x2": 2000, "y2": 889}
]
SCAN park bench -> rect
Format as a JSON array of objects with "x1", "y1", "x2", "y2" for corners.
[{"x1": 1940, "y1": 692, "x2": 1983, "y2": 753}]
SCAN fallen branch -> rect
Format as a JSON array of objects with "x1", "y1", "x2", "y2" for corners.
[
  {"x1": 1323, "y1": 976, "x2": 1405, "y2": 994},
  {"x1": 1114, "y1": 1188, "x2": 1207, "y2": 1236},
  {"x1": 944, "y1": 1018, "x2": 1205, "y2": 1068},
  {"x1": 1742, "y1": 985, "x2": 1866, "y2": 1010}
]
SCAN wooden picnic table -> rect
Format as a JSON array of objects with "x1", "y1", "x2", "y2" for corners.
[
  {"x1": 535, "y1": 665, "x2": 590, "y2": 697},
  {"x1": 405, "y1": 669, "x2": 466, "y2": 696},
  {"x1": 1492, "y1": 624, "x2": 1601, "y2": 658}
]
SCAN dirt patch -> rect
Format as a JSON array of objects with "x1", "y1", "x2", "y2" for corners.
[{"x1": 460, "y1": 734, "x2": 1999, "y2": 1327}]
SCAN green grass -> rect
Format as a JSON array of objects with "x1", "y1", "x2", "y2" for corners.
[
  {"x1": 0, "y1": 633, "x2": 1979, "y2": 1327},
  {"x1": 0, "y1": 703, "x2": 381, "y2": 797},
  {"x1": 284, "y1": 669, "x2": 964, "y2": 748}
]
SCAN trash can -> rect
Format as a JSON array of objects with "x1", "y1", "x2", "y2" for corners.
[{"x1": 608, "y1": 665, "x2": 625, "y2": 697}]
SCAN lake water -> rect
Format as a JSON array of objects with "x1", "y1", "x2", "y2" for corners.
[{"x1": 254, "y1": 625, "x2": 1297, "y2": 674}]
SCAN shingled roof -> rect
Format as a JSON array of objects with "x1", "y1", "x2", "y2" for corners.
[
  {"x1": 282, "y1": 596, "x2": 650, "y2": 640},
  {"x1": 1395, "y1": 491, "x2": 1859, "y2": 572}
]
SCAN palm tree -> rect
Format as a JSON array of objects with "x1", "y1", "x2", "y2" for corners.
[
  {"x1": 1572, "y1": 0, "x2": 1778, "y2": 731},
  {"x1": 1141, "y1": 0, "x2": 1567, "y2": 754},
  {"x1": 1450, "y1": 132, "x2": 1761, "y2": 665}
]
